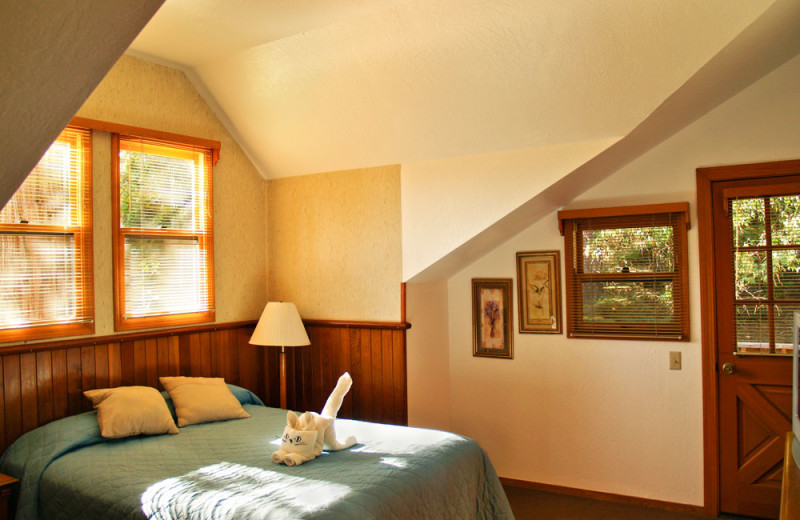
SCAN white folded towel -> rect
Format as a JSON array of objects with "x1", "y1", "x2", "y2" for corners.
[
  {"x1": 271, "y1": 412, "x2": 319, "y2": 466},
  {"x1": 271, "y1": 373, "x2": 358, "y2": 466},
  {"x1": 321, "y1": 372, "x2": 353, "y2": 419},
  {"x1": 271, "y1": 450, "x2": 286, "y2": 465},
  {"x1": 282, "y1": 452, "x2": 315, "y2": 466},
  {"x1": 319, "y1": 373, "x2": 357, "y2": 451}
]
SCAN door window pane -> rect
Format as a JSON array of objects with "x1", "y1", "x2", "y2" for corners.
[
  {"x1": 774, "y1": 304, "x2": 800, "y2": 354},
  {"x1": 731, "y1": 198, "x2": 766, "y2": 247},
  {"x1": 735, "y1": 251, "x2": 768, "y2": 300},
  {"x1": 773, "y1": 249, "x2": 800, "y2": 300},
  {"x1": 735, "y1": 303, "x2": 770, "y2": 354},
  {"x1": 770, "y1": 195, "x2": 800, "y2": 245}
]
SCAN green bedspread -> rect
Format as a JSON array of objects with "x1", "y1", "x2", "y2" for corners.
[{"x1": 1, "y1": 401, "x2": 513, "y2": 519}]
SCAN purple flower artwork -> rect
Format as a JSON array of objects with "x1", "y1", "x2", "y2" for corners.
[
  {"x1": 473, "y1": 279, "x2": 512, "y2": 359},
  {"x1": 484, "y1": 300, "x2": 501, "y2": 337},
  {"x1": 479, "y1": 287, "x2": 505, "y2": 350}
]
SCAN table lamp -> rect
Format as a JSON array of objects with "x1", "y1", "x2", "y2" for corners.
[{"x1": 249, "y1": 301, "x2": 310, "y2": 409}]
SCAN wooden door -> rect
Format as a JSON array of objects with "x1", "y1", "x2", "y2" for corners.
[{"x1": 713, "y1": 175, "x2": 799, "y2": 518}]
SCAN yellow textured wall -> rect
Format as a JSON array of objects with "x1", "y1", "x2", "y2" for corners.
[
  {"x1": 77, "y1": 55, "x2": 267, "y2": 334},
  {"x1": 267, "y1": 165, "x2": 402, "y2": 321}
]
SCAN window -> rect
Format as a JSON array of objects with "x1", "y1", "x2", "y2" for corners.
[
  {"x1": 112, "y1": 135, "x2": 215, "y2": 331},
  {"x1": 0, "y1": 126, "x2": 94, "y2": 341},
  {"x1": 729, "y1": 191, "x2": 800, "y2": 355},
  {"x1": 558, "y1": 203, "x2": 690, "y2": 341}
]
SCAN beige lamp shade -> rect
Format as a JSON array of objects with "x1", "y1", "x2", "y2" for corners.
[{"x1": 249, "y1": 302, "x2": 310, "y2": 347}]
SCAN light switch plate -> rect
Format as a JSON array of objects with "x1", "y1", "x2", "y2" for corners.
[{"x1": 669, "y1": 351, "x2": 682, "y2": 370}]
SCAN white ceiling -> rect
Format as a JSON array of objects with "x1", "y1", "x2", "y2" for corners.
[
  {"x1": 128, "y1": 0, "x2": 405, "y2": 67},
  {"x1": 128, "y1": 0, "x2": 778, "y2": 179}
]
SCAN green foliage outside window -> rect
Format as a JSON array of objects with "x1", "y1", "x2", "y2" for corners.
[
  {"x1": 731, "y1": 195, "x2": 800, "y2": 353},
  {"x1": 581, "y1": 226, "x2": 675, "y2": 324},
  {"x1": 119, "y1": 151, "x2": 194, "y2": 230},
  {"x1": 119, "y1": 149, "x2": 201, "y2": 317}
]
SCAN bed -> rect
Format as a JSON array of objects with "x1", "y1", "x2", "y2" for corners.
[{"x1": 0, "y1": 385, "x2": 513, "y2": 520}]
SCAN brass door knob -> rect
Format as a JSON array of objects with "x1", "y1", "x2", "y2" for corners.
[{"x1": 721, "y1": 362, "x2": 737, "y2": 375}]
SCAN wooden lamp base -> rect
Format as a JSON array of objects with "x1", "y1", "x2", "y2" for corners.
[{"x1": 279, "y1": 346, "x2": 287, "y2": 409}]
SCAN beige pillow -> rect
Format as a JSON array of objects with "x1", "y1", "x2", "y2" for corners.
[
  {"x1": 83, "y1": 386, "x2": 179, "y2": 439},
  {"x1": 160, "y1": 377, "x2": 250, "y2": 427}
]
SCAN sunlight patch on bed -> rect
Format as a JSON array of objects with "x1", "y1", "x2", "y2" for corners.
[
  {"x1": 341, "y1": 420, "x2": 455, "y2": 456},
  {"x1": 379, "y1": 456, "x2": 408, "y2": 469},
  {"x1": 141, "y1": 462, "x2": 351, "y2": 519}
]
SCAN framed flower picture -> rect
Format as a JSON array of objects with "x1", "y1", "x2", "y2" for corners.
[
  {"x1": 472, "y1": 278, "x2": 513, "y2": 359},
  {"x1": 516, "y1": 251, "x2": 562, "y2": 334}
]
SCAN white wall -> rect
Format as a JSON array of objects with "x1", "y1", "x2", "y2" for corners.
[
  {"x1": 406, "y1": 281, "x2": 452, "y2": 431},
  {"x1": 408, "y1": 52, "x2": 800, "y2": 506},
  {"x1": 449, "y1": 213, "x2": 702, "y2": 504},
  {"x1": 401, "y1": 138, "x2": 618, "y2": 281}
]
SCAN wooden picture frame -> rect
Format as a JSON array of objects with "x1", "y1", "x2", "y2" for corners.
[
  {"x1": 472, "y1": 278, "x2": 513, "y2": 359},
  {"x1": 516, "y1": 251, "x2": 562, "y2": 334}
]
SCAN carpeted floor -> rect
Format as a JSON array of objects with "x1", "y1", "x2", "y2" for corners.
[{"x1": 503, "y1": 485, "x2": 736, "y2": 520}]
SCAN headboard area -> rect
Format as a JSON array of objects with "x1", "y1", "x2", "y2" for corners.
[{"x1": 0, "y1": 319, "x2": 409, "y2": 454}]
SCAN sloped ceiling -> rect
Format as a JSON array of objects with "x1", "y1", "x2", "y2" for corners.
[
  {"x1": 403, "y1": 0, "x2": 800, "y2": 282},
  {"x1": 0, "y1": 0, "x2": 164, "y2": 210},
  {"x1": 129, "y1": 0, "x2": 779, "y2": 179},
  {"x1": 127, "y1": 0, "x2": 800, "y2": 282}
]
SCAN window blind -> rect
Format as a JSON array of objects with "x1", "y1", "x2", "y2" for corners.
[
  {"x1": 113, "y1": 135, "x2": 215, "y2": 330},
  {"x1": 562, "y1": 208, "x2": 689, "y2": 340},
  {"x1": 0, "y1": 126, "x2": 94, "y2": 341}
]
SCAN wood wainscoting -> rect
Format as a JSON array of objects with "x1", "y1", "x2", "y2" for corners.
[
  {"x1": 0, "y1": 319, "x2": 409, "y2": 454},
  {"x1": 286, "y1": 320, "x2": 409, "y2": 426}
]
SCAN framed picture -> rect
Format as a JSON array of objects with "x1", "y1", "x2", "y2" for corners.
[
  {"x1": 516, "y1": 251, "x2": 562, "y2": 334},
  {"x1": 472, "y1": 278, "x2": 513, "y2": 359}
]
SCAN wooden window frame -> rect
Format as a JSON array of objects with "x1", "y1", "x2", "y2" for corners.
[
  {"x1": 0, "y1": 125, "x2": 94, "y2": 342},
  {"x1": 558, "y1": 202, "x2": 691, "y2": 341},
  {"x1": 111, "y1": 133, "x2": 216, "y2": 331}
]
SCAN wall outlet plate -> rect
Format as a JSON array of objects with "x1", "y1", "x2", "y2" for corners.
[{"x1": 669, "y1": 351, "x2": 682, "y2": 370}]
